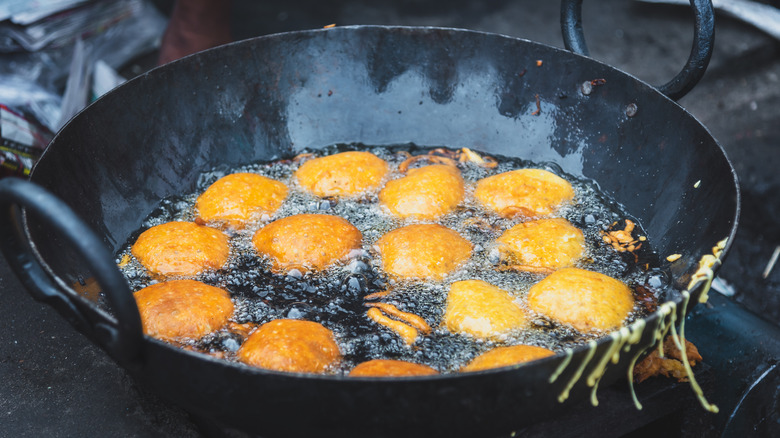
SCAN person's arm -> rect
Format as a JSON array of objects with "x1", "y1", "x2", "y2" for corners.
[{"x1": 157, "y1": 0, "x2": 233, "y2": 65}]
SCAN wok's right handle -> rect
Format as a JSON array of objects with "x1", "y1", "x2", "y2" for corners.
[
  {"x1": 0, "y1": 177, "x2": 142, "y2": 365},
  {"x1": 560, "y1": 0, "x2": 715, "y2": 101}
]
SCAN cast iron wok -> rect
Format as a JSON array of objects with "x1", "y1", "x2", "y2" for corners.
[{"x1": 0, "y1": 6, "x2": 738, "y2": 438}]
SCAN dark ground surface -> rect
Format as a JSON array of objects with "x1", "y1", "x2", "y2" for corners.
[{"x1": 1, "y1": 0, "x2": 779, "y2": 437}]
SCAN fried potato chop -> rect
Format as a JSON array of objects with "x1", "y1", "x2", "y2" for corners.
[
  {"x1": 134, "y1": 280, "x2": 234, "y2": 341},
  {"x1": 374, "y1": 224, "x2": 472, "y2": 279},
  {"x1": 495, "y1": 218, "x2": 585, "y2": 273},
  {"x1": 131, "y1": 221, "x2": 229, "y2": 277},
  {"x1": 527, "y1": 267, "x2": 635, "y2": 332},
  {"x1": 349, "y1": 359, "x2": 438, "y2": 377},
  {"x1": 462, "y1": 345, "x2": 555, "y2": 372},
  {"x1": 444, "y1": 280, "x2": 528, "y2": 339},
  {"x1": 474, "y1": 168, "x2": 574, "y2": 218},
  {"x1": 237, "y1": 319, "x2": 341, "y2": 373},
  {"x1": 252, "y1": 214, "x2": 362, "y2": 273},
  {"x1": 294, "y1": 151, "x2": 389, "y2": 197},
  {"x1": 378, "y1": 164, "x2": 465, "y2": 219},
  {"x1": 195, "y1": 172, "x2": 288, "y2": 228}
]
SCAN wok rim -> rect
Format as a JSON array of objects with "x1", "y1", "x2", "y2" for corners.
[{"x1": 30, "y1": 25, "x2": 741, "y2": 386}]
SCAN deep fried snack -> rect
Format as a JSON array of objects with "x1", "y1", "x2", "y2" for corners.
[
  {"x1": 374, "y1": 224, "x2": 472, "y2": 279},
  {"x1": 378, "y1": 165, "x2": 465, "y2": 219},
  {"x1": 237, "y1": 319, "x2": 341, "y2": 373},
  {"x1": 294, "y1": 151, "x2": 389, "y2": 197},
  {"x1": 365, "y1": 302, "x2": 431, "y2": 334},
  {"x1": 195, "y1": 173, "x2": 288, "y2": 228},
  {"x1": 634, "y1": 336, "x2": 702, "y2": 383},
  {"x1": 474, "y1": 168, "x2": 574, "y2": 218},
  {"x1": 252, "y1": 214, "x2": 362, "y2": 272},
  {"x1": 495, "y1": 218, "x2": 585, "y2": 273},
  {"x1": 367, "y1": 307, "x2": 419, "y2": 345},
  {"x1": 461, "y1": 345, "x2": 555, "y2": 372},
  {"x1": 131, "y1": 221, "x2": 229, "y2": 276},
  {"x1": 134, "y1": 280, "x2": 233, "y2": 341},
  {"x1": 527, "y1": 267, "x2": 634, "y2": 332},
  {"x1": 349, "y1": 359, "x2": 438, "y2": 377},
  {"x1": 444, "y1": 280, "x2": 527, "y2": 339}
]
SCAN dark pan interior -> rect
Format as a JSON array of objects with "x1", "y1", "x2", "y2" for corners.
[{"x1": 25, "y1": 26, "x2": 738, "y2": 437}]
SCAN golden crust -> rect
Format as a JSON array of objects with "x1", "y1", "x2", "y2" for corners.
[
  {"x1": 474, "y1": 168, "x2": 574, "y2": 218},
  {"x1": 374, "y1": 224, "x2": 472, "y2": 279},
  {"x1": 461, "y1": 345, "x2": 555, "y2": 372},
  {"x1": 131, "y1": 221, "x2": 229, "y2": 277},
  {"x1": 378, "y1": 165, "x2": 464, "y2": 219},
  {"x1": 237, "y1": 319, "x2": 341, "y2": 373},
  {"x1": 294, "y1": 151, "x2": 389, "y2": 197},
  {"x1": 349, "y1": 359, "x2": 438, "y2": 377},
  {"x1": 496, "y1": 218, "x2": 585, "y2": 273},
  {"x1": 195, "y1": 173, "x2": 288, "y2": 228},
  {"x1": 527, "y1": 267, "x2": 634, "y2": 332},
  {"x1": 252, "y1": 214, "x2": 362, "y2": 272},
  {"x1": 134, "y1": 280, "x2": 233, "y2": 341},
  {"x1": 444, "y1": 280, "x2": 527, "y2": 339}
]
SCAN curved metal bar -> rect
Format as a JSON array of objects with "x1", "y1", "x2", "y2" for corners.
[
  {"x1": 561, "y1": 0, "x2": 715, "y2": 100},
  {"x1": 0, "y1": 177, "x2": 142, "y2": 364}
]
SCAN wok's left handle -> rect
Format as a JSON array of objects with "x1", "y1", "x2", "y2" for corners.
[
  {"x1": 560, "y1": 0, "x2": 715, "y2": 101},
  {"x1": 0, "y1": 177, "x2": 142, "y2": 365}
]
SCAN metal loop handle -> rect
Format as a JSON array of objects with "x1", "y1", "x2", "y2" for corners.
[
  {"x1": 0, "y1": 177, "x2": 142, "y2": 364},
  {"x1": 561, "y1": 0, "x2": 715, "y2": 100}
]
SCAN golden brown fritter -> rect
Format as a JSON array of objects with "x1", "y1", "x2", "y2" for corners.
[
  {"x1": 378, "y1": 165, "x2": 465, "y2": 219},
  {"x1": 348, "y1": 359, "x2": 438, "y2": 377},
  {"x1": 495, "y1": 218, "x2": 585, "y2": 274},
  {"x1": 131, "y1": 221, "x2": 229, "y2": 277},
  {"x1": 134, "y1": 280, "x2": 234, "y2": 341},
  {"x1": 252, "y1": 214, "x2": 362, "y2": 273},
  {"x1": 443, "y1": 280, "x2": 527, "y2": 339},
  {"x1": 474, "y1": 168, "x2": 574, "y2": 218},
  {"x1": 527, "y1": 267, "x2": 634, "y2": 332},
  {"x1": 294, "y1": 151, "x2": 389, "y2": 197},
  {"x1": 237, "y1": 319, "x2": 341, "y2": 373},
  {"x1": 461, "y1": 345, "x2": 555, "y2": 372},
  {"x1": 195, "y1": 173, "x2": 288, "y2": 228},
  {"x1": 374, "y1": 224, "x2": 472, "y2": 279}
]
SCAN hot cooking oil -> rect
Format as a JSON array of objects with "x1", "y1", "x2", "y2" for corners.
[{"x1": 115, "y1": 143, "x2": 665, "y2": 374}]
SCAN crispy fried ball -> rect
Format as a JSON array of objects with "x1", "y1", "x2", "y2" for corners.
[
  {"x1": 374, "y1": 224, "x2": 472, "y2": 279},
  {"x1": 131, "y1": 221, "x2": 229, "y2": 277},
  {"x1": 252, "y1": 214, "x2": 362, "y2": 272},
  {"x1": 444, "y1": 280, "x2": 527, "y2": 339},
  {"x1": 495, "y1": 218, "x2": 585, "y2": 273},
  {"x1": 348, "y1": 359, "x2": 438, "y2": 377},
  {"x1": 461, "y1": 345, "x2": 555, "y2": 372},
  {"x1": 134, "y1": 280, "x2": 233, "y2": 342},
  {"x1": 195, "y1": 173, "x2": 288, "y2": 228},
  {"x1": 474, "y1": 168, "x2": 574, "y2": 218},
  {"x1": 527, "y1": 267, "x2": 634, "y2": 332},
  {"x1": 237, "y1": 319, "x2": 341, "y2": 373},
  {"x1": 378, "y1": 165, "x2": 465, "y2": 219},
  {"x1": 294, "y1": 151, "x2": 389, "y2": 197}
]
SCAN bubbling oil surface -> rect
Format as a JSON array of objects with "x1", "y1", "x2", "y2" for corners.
[{"x1": 117, "y1": 144, "x2": 663, "y2": 374}]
